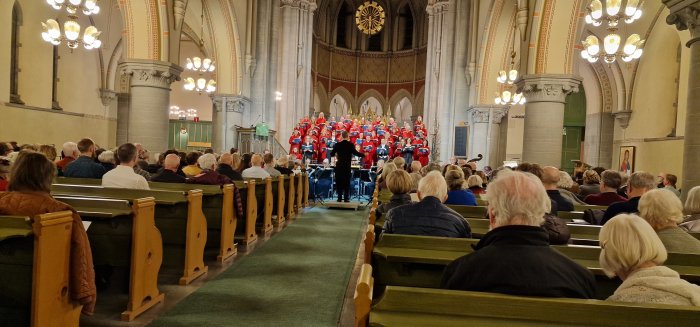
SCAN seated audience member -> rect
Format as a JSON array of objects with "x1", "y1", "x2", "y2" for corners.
[
  {"x1": 617, "y1": 174, "x2": 629, "y2": 198},
  {"x1": 102, "y1": 143, "x2": 150, "y2": 190},
  {"x1": 681, "y1": 186, "x2": 700, "y2": 232},
  {"x1": 96, "y1": 149, "x2": 116, "y2": 172},
  {"x1": 133, "y1": 163, "x2": 152, "y2": 181},
  {"x1": 237, "y1": 153, "x2": 253, "y2": 173},
  {"x1": 275, "y1": 156, "x2": 295, "y2": 175},
  {"x1": 63, "y1": 138, "x2": 107, "y2": 179},
  {"x1": 38, "y1": 144, "x2": 58, "y2": 161},
  {"x1": 56, "y1": 141, "x2": 79, "y2": 173},
  {"x1": 541, "y1": 166, "x2": 574, "y2": 212},
  {"x1": 579, "y1": 170, "x2": 602, "y2": 198},
  {"x1": 423, "y1": 162, "x2": 441, "y2": 176},
  {"x1": 187, "y1": 153, "x2": 232, "y2": 185},
  {"x1": 600, "y1": 214, "x2": 700, "y2": 305},
  {"x1": 217, "y1": 153, "x2": 243, "y2": 181},
  {"x1": 444, "y1": 169, "x2": 477, "y2": 206},
  {"x1": 409, "y1": 161, "x2": 422, "y2": 192},
  {"x1": 182, "y1": 152, "x2": 202, "y2": 177},
  {"x1": 393, "y1": 157, "x2": 405, "y2": 171},
  {"x1": 555, "y1": 172, "x2": 585, "y2": 206},
  {"x1": 585, "y1": 170, "x2": 627, "y2": 206},
  {"x1": 441, "y1": 170, "x2": 596, "y2": 298},
  {"x1": 376, "y1": 170, "x2": 414, "y2": 220},
  {"x1": 638, "y1": 189, "x2": 700, "y2": 254},
  {"x1": 659, "y1": 173, "x2": 681, "y2": 197},
  {"x1": 0, "y1": 142, "x2": 12, "y2": 157},
  {"x1": 242, "y1": 154, "x2": 272, "y2": 179},
  {"x1": 601, "y1": 171, "x2": 656, "y2": 225},
  {"x1": 376, "y1": 162, "x2": 398, "y2": 191},
  {"x1": 0, "y1": 158, "x2": 9, "y2": 191},
  {"x1": 384, "y1": 171, "x2": 471, "y2": 238},
  {"x1": 0, "y1": 151, "x2": 97, "y2": 314},
  {"x1": 151, "y1": 154, "x2": 186, "y2": 183},
  {"x1": 467, "y1": 175, "x2": 485, "y2": 196},
  {"x1": 263, "y1": 153, "x2": 281, "y2": 177}
]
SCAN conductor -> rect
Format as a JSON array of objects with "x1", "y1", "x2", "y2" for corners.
[{"x1": 330, "y1": 131, "x2": 364, "y2": 202}]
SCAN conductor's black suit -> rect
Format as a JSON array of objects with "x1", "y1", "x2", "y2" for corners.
[{"x1": 330, "y1": 139, "x2": 364, "y2": 202}]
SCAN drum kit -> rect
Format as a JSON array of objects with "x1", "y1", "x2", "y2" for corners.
[{"x1": 306, "y1": 163, "x2": 377, "y2": 203}]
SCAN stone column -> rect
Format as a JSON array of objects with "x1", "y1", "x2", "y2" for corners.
[
  {"x1": 516, "y1": 74, "x2": 581, "y2": 167},
  {"x1": 664, "y1": 0, "x2": 700, "y2": 199},
  {"x1": 118, "y1": 60, "x2": 181, "y2": 152},
  {"x1": 211, "y1": 94, "x2": 249, "y2": 152},
  {"x1": 276, "y1": 0, "x2": 316, "y2": 143},
  {"x1": 466, "y1": 106, "x2": 509, "y2": 168}
]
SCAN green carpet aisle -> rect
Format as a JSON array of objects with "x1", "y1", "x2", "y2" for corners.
[{"x1": 148, "y1": 207, "x2": 367, "y2": 327}]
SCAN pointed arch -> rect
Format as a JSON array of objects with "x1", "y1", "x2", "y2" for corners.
[
  {"x1": 357, "y1": 89, "x2": 387, "y2": 115},
  {"x1": 314, "y1": 82, "x2": 329, "y2": 114},
  {"x1": 117, "y1": 0, "x2": 164, "y2": 60},
  {"x1": 329, "y1": 86, "x2": 355, "y2": 114},
  {"x1": 388, "y1": 89, "x2": 414, "y2": 114}
]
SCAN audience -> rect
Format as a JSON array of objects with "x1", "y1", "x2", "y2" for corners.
[
  {"x1": 0, "y1": 142, "x2": 12, "y2": 157},
  {"x1": 376, "y1": 170, "x2": 414, "y2": 220},
  {"x1": 659, "y1": 173, "x2": 681, "y2": 197},
  {"x1": 556, "y1": 171, "x2": 586, "y2": 205},
  {"x1": 182, "y1": 152, "x2": 202, "y2": 177},
  {"x1": 37, "y1": 144, "x2": 58, "y2": 161},
  {"x1": 63, "y1": 138, "x2": 107, "y2": 179},
  {"x1": 467, "y1": 175, "x2": 485, "y2": 196},
  {"x1": 638, "y1": 189, "x2": 700, "y2": 254},
  {"x1": 56, "y1": 141, "x2": 79, "y2": 173},
  {"x1": 541, "y1": 166, "x2": 574, "y2": 212},
  {"x1": 393, "y1": 157, "x2": 405, "y2": 171},
  {"x1": 600, "y1": 214, "x2": 700, "y2": 305},
  {"x1": 681, "y1": 186, "x2": 700, "y2": 232},
  {"x1": 601, "y1": 171, "x2": 656, "y2": 225},
  {"x1": 238, "y1": 153, "x2": 253, "y2": 173},
  {"x1": 0, "y1": 157, "x2": 9, "y2": 191},
  {"x1": 516, "y1": 163, "x2": 557, "y2": 215},
  {"x1": 584, "y1": 170, "x2": 627, "y2": 206},
  {"x1": 275, "y1": 156, "x2": 295, "y2": 175},
  {"x1": 0, "y1": 151, "x2": 97, "y2": 313},
  {"x1": 242, "y1": 154, "x2": 271, "y2": 179},
  {"x1": 217, "y1": 153, "x2": 243, "y2": 181},
  {"x1": 187, "y1": 153, "x2": 232, "y2": 185},
  {"x1": 579, "y1": 170, "x2": 601, "y2": 198},
  {"x1": 441, "y1": 170, "x2": 596, "y2": 299},
  {"x1": 151, "y1": 154, "x2": 186, "y2": 183},
  {"x1": 444, "y1": 169, "x2": 477, "y2": 206},
  {"x1": 263, "y1": 153, "x2": 282, "y2": 177},
  {"x1": 383, "y1": 171, "x2": 471, "y2": 238},
  {"x1": 377, "y1": 162, "x2": 398, "y2": 191},
  {"x1": 102, "y1": 143, "x2": 150, "y2": 190},
  {"x1": 97, "y1": 150, "x2": 116, "y2": 171}
]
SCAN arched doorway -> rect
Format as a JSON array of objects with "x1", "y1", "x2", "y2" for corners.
[
  {"x1": 394, "y1": 97, "x2": 413, "y2": 125},
  {"x1": 330, "y1": 94, "x2": 349, "y2": 118},
  {"x1": 562, "y1": 87, "x2": 587, "y2": 173},
  {"x1": 359, "y1": 96, "x2": 383, "y2": 116}
]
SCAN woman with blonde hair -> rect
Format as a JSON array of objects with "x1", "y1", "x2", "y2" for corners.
[
  {"x1": 638, "y1": 189, "x2": 700, "y2": 254},
  {"x1": 377, "y1": 162, "x2": 398, "y2": 191},
  {"x1": 466, "y1": 175, "x2": 485, "y2": 195},
  {"x1": 376, "y1": 170, "x2": 414, "y2": 220},
  {"x1": 37, "y1": 144, "x2": 58, "y2": 161},
  {"x1": 600, "y1": 214, "x2": 700, "y2": 305},
  {"x1": 681, "y1": 186, "x2": 700, "y2": 232},
  {"x1": 579, "y1": 169, "x2": 601, "y2": 197}
]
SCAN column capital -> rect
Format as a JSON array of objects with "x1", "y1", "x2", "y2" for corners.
[
  {"x1": 467, "y1": 105, "x2": 509, "y2": 124},
  {"x1": 281, "y1": 0, "x2": 317, "y2": 12},
  {"x1": 427, "y1": 0, "x2": 450, "y2": 15},
  {"x1": 664, "y1": 0, "x2": 700, "y2": 47},
  {"x1": 99, "y1": 89, "x2": 117, "y2": 106},
  {"x1": 118, "y1": 59, "x2": 182, "y2": 89},
  {"x1": 211, "y1": 94, "x2": 250, "y2": 113},
  {"x1": 516, "y1": 74, "x2": 581, "y2": 104},
  {"x1": 612, "y1": 110, "x2": 633, "y2": 129}
]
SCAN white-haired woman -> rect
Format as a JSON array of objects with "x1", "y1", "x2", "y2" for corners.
[
  {"x1": 600, "y1": 214, "x2": 700, "y2": 305},
  {"x1": 187, "y1": 153, "x2": 232, "y2": 185},
  {"x1": 681, "y1": 186, "x2": 700, "y2": 232},
  {"x1": 556, "y1": 171, "x2": 586, "y2": 205},
  {"x1": 638, "y1": 189, "x2": 700, "y2": 254}
]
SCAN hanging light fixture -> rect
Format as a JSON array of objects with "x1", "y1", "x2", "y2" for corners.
[
  {"x1": 41, "y1": 0, "x2": 102, "y2": 50},
  {"x1": 580, "y1": 0, "x2": 645, "y2": 64},
  {"x1": 186, "y1": 108, "x2": 198, "y2": 119},
  {"x1": 494, "y1": 51, "x2": 526, "y2": 106},
  {"x1": 183, "y1": 0, "x2": 216, "y2": 94}
]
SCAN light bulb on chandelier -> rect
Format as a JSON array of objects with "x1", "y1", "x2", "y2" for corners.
[
  {"x1": 494, "y1": 91, "x2": 526, "y2": 106},
  {"x1": 580, "y1": 0, "x2": 645, "y2": 64},
  {"x1": 46, "y1": 0, "x2": 101, "y2": 16},
  {"x1": 41, "y1": 18, "x2": 102, "y2": 50},
  {"x1": 184, "y1": 77, "x2": 217, "y2": 94}
]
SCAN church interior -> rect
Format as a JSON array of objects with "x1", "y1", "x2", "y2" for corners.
[{"x1": 2, "y1": 0, "x2": 700, "y2": 326}]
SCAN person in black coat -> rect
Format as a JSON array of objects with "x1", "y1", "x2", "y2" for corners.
[
  {"x1": 150, "y1": 154, "x2": 186, "y2": 183},
  {"x1": 441, "y1": 170, "x2": 596, "y2": 299},
  {"x1": 330, "y1": 131, "x2": 364, "y2": 202},
  {"x1": 216, "y1": 153, "x2": 243, "y2": 181}
]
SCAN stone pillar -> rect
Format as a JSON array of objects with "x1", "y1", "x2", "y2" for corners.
[
  {"x1": 664, "y1": 0, "x2": 700, "y2": 199},
  {"x1": 118, "y1": 60, "x2": 181, "y2": 152},
  {"x1": 276, "y1": 0, "x2": 316, "y2": 143},
  {"x1": 467, "y1": 106, "x2": 509, "y2": 168},
  {"x1": 211, "y1": 94, "x2": 249, "y2": 152},
  {"x1": 516, "y1": 74, "x2": 581, "y2": 167}
]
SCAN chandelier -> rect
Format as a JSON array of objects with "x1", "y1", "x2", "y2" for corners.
[
  {"x1": 41, "y1": 0, "x2": 102, "y2": 50},
  {"x1": 494, "y1": 51, "x2": 526, "y2": 106},
  {"x1": 580, "y1": 0, "x2": 644, "y2": 64},
  {"x1": 186, "y1": 108, "x2": 198, "y2": 119},
  {"x1": 184, "y1": 77, "x2": 216, "y2": 93},
  {"x1": 46, "y1": 0, "x2": 100, "y2": 15},
  {"x1": 185, "y1": 57, "x2": 215, "y2": 73},
  {"x1": 183, "y1": 1, "x2": 216, "y2": 94},
  {"x1": 170, "y1": 106, "x2": 185, "y2": 119}
]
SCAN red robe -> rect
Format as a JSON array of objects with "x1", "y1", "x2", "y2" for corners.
[
  {"x1": 349, "y1": 127, "x2": 361, "y2": 144},
  {"x1": 401, "y1": 129, "x2": 414, "y2": 139},
  {"x1": 292, "y1": 152, "x2": 302, "y2": 161},
  {"x1": 418, "y1": 147, "x2": 430, "y2": 166},
  {"x1": 362, "y1": 151, "x2": 374, "y2": 169},
  {"x1": 315, "y1": 117, "x2": 326, "y2": 125},
  {"x1": 392, "y1": 147, "x2": 403, "y2": 159},
  {"x1": 289, "y1": 135, "x2": 302, "y2": 153}
]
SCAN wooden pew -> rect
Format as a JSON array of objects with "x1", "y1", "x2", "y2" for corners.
[
  {"x1": 693, "y1": 232, "x2": 700, "y2": 241},
  {"x1": 371, "y1": 234, "x2": 700, "y2": 292},
  {"x1": 233, "y1": 180, "x2": 259, "y2": 245},
  {"x1": 574, "y1": 204, "x2": 608, "y2": 211},
  {"x1": 247, "y1": 177, "x2": 274, "y2": 235},
  {"x1": 363, "y1": 225, "x2": 375, "y2": 265},
  {"x1": 284, "y1": 175, "x2": 296, "y2": 220},
  {"x1": 0, "y1": 212, "x2": 81, "y2": 327},
  {"x1": 54, "y1": 196, "x2": 164, "y2": 321},
  {"x1": 465, "y1": 218, "x2": 601, "y2": 246},
  {"x1": 272, "y1": 175, "x2": 286, "y2": 227},
  {"x1": 55, "y1": 176, "x2": 101, "y2": 185},
  {"x1": 51, "y1": 184, "x2": 208, "y2": 285},
  {"x1": 354, "y1": 264, "x2": 373, "y2": 327},
  {"x1": 295, "y1": 173, "x2": 304, "y2": 213},
  {"x1": 303, "y1": 171, "x2": 310, "y2": 208},
  {"x1": 369, "y1": 286, "x2": 700, "y2": 327},
  {"x1": 446, "y1": 205, "x2": 488, "y2": 218},
  {"x1": 148, "y1": 182, "x2": 237, "y2": 263}
]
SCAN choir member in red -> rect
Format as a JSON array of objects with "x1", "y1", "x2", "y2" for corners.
[
  {"x1": 372, "y1": 115, "x2": 382, "y2": 129},
  {"x1": 318, "y1": 137, "x2": 328, "y2": 163},
  {"x1": 362, "y1": 147, "x2": 374, "y2": 169},
  {"x1": 289, "y1": 130, "x2": 302, "y2": 153},
  {"x1": 393, "y1": 139, "x2": 405, "y2": 158},
  {"x1": 362, "y1": 137, "x2": 375, "y2": 163},
  {"x1": 417, "y1": 139, "x2": 430, "y2": 167},
  {"x1": 411, "y1": 136, "x2": 423, "y2": 147},
  {"x1": 376, "y1": 138, "x2": 391, "y2": 163},
  {"x1": 315, "y1": 112, "x2": 326, "y2": 125},
  {"x1": 401, "y1": 122, "x2": 414, "y2": 139},
  {"x1": 414, "y1": 115, "x2": 425, "y2": 131},
  {"x1": 370, "y1": 131, "x2": 379, "y2": 147},
  {"x1": 349, "y1": 124, "x2": 361, "y2": 145},
  {"x1": 335, "y1": 120, "x2": 345, "y2": 133},
  {"x1": 291, "y1": 147, "x2": 302, "y2": 161}
]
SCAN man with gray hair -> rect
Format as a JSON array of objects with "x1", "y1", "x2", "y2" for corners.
[
  {"x1": 242, "y1": 153, "x2": 271, "y2": 179},
  {"x1": 383, "y1": 171, "x2": 471, "y2": 238},
  {"x1": 56, "y1": 141, "x2": 79, "y2": 173},
  {"x1": 441, "y1": 170, "x2": 596, "y2": 298},
  {"x1": 601, "y1": 171, "x2": 656, "y2": 225}
]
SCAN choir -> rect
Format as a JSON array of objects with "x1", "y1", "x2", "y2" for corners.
[{"x1": 289, "y1": 112, "x2": 431, "y2": 168}]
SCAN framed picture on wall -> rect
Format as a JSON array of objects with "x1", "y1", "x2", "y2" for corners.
[{"x1": 619, "y1": 146, "x2": 635, "y2": 176}]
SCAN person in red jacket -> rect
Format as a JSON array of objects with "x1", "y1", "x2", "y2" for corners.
[
  {"x1": 362, "y1": 138, "x2": 375, "y2": 165},
  {"x1": 289, "y1": 130, "x2": 302, "y2": 153},
  {"x1": 401, "y1": 122, "x2": 414, "y2": 139},
  {"x1": 315, "y1": 112, "x2": 326, "y2": 125},
  {"x1": 393, "y1": 139, "x2": 405, "y2": 159},
  {"x1": 291, "y1": 147, "x2": 302, "y2": 161},
  {"x1": 349, "y1": 125, "x2": 361, "y2": 145},
  {"x1": 417, "y1": 139, "x2": 430, "y2": 167}
]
